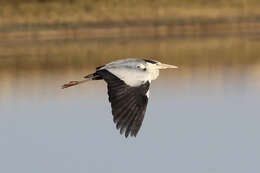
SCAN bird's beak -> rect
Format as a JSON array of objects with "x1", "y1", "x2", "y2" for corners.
[{"x1": 158, "y1": 63, "x2": 178, "y2": 69}]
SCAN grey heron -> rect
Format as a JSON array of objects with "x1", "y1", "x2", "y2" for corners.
[{"x1": 62, "y1": 58, "x2": 178, "y2": 137}]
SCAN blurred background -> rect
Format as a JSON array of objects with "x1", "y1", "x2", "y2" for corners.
[{"x1": 1, "y1": 1, "x2": 260, "y2": 173}]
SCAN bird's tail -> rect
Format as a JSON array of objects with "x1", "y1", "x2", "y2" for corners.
[{"x1": 61, "y1": 72, "x2": 102, "y2": 89}]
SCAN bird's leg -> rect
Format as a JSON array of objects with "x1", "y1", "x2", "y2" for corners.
[{"x1": 61, "y1": 78, "x2": 91, "y2": 89}]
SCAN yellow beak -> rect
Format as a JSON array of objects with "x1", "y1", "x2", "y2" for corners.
[{"x1": 158, "y1": 63, "x2": 178, "y2": 69}]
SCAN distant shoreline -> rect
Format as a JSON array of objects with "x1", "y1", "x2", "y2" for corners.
[
  {"x1": 1, "y1": 16, "x2": 260, "y2": 31},
  {"x1": 1, "y1": 0, "x2": 260, "y2": 26},
  {"x1": 1, "y1": 16, "x2": 260, "y2": 42}
]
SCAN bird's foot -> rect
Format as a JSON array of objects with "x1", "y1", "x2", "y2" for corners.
[{"x1": 61, "y1": 81, "x2": 79, "y2": 89}]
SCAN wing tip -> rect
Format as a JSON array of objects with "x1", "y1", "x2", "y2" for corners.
[{"x1": 99, "y1": 69, "x2": 149, "y2": 138}]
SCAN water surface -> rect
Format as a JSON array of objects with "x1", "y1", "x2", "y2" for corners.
[{"x1": 0, "y1": 35, "x2": 260, "y2": 173}]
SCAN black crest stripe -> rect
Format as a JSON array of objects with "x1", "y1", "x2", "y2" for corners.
[{"x1": 143, "y1": 59, "x2": 157, "y2": 64}]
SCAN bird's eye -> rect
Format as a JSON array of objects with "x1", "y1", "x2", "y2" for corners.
[
  {"x1": 137, "y1": 65, "x2": 142, "y2": 69},
  {"x1": 137, "y1": 65, "x2": 146, "y2": 71}
]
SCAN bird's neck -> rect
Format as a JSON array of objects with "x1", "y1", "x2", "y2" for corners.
[{"x1": 148, "y1": 69, "x2": 159, "y2": 81}]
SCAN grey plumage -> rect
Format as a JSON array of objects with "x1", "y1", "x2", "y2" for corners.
[{"x1": 62, "y1": 58, "x2": 178, "y2": 137}]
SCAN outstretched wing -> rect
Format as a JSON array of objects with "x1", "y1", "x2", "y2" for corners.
[{"x1": 96, "y1": 69, "x2": 150, "y2": 137}]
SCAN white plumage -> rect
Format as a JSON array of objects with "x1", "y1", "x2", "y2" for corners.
[
  {"x1": 98, "y1": 58, "x2": 156, "y2": 86},
  {"x1": 62, "y1": 58, "x2": 178, "y2": 137}
]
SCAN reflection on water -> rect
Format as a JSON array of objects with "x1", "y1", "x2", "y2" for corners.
[{"x1": 0, "y1": 36, "x2": 260, "y2": 173}]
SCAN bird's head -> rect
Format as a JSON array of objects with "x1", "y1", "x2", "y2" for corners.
[{"x1": 144, "y1": 59, "x2": 178, "y2": 70}]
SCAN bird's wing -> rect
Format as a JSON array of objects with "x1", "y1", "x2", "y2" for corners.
[{"x1": 96, "y1": 69, "x2": 150, "y2": 137}]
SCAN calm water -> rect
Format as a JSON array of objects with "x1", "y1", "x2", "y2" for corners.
[{"x1": 1, "y1": 35, "x2": 260, "y2": 173}]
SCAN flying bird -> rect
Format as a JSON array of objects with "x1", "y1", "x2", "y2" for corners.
[{"x1": 62, "y1": 58, "x2": 178, "y2": 137}]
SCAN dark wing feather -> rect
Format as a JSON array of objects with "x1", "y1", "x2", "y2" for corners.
[{"x1": 96, "y1": 69, "x2": 150, "y2": 137}]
